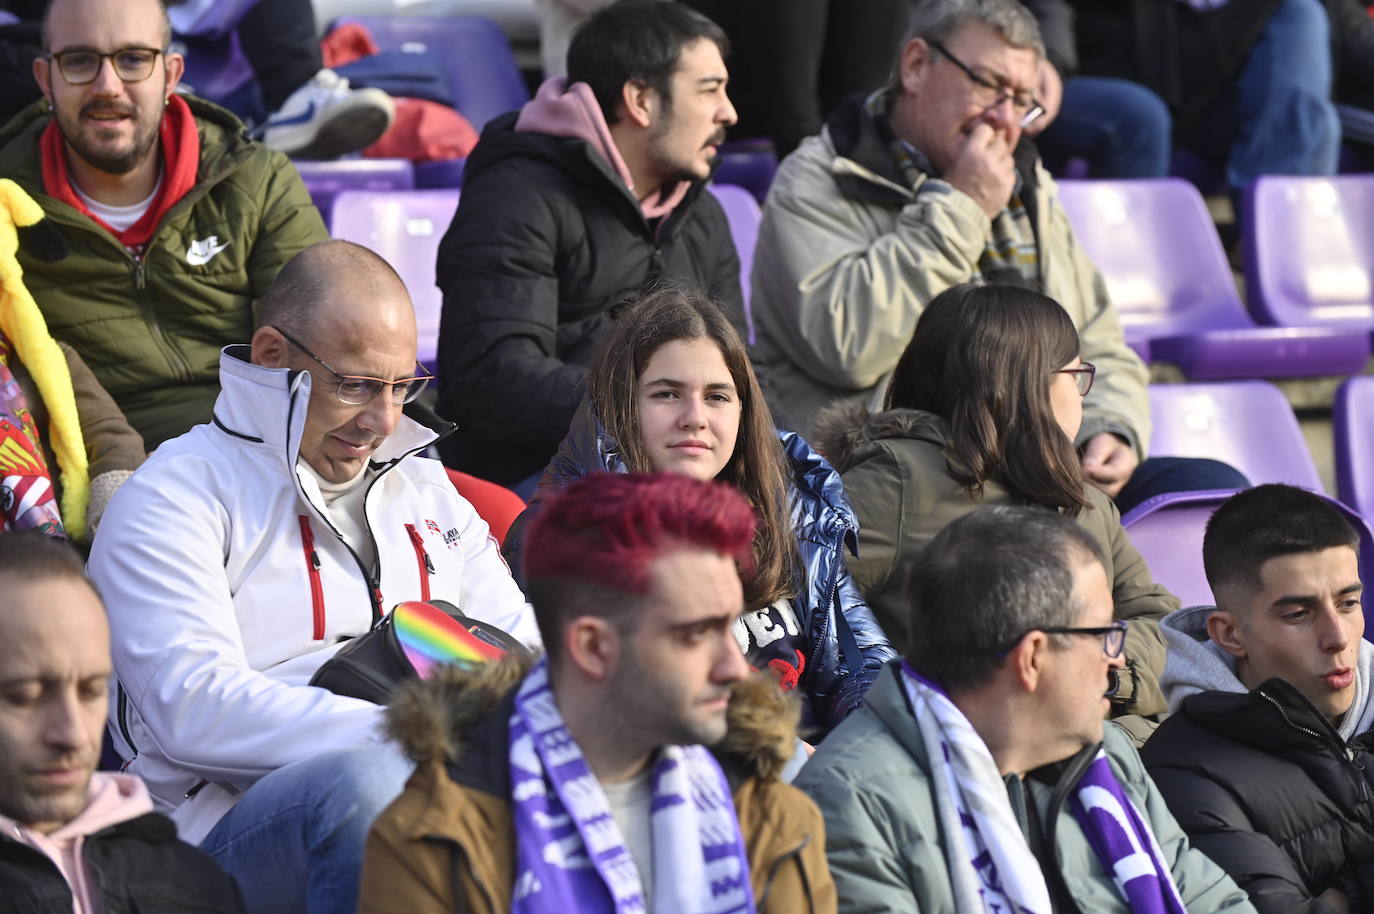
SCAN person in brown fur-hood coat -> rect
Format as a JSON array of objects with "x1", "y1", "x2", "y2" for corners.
[{"x1": 358, "y1": 654, "x2": 836, "y2": 913}]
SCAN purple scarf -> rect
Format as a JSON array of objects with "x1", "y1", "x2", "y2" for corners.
[
  {"x1": 901, "y1": 662, "x2": 1187, "y2": 914},
  {"x1": 508, "y1": 658, "x2": 756, "y2": 914},
  {"x1": 1071, "y1": 751, "x2": 1187, "y2": 914}
]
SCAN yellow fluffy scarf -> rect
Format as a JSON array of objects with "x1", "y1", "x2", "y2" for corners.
[{"x1": 0, "y1": 178, "x2": 88, "y2": 540}]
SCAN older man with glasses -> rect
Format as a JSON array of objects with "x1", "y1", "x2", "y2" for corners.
[
  {"x1": 795, "y1": 504, "x2": 1256, "y2": 914},
  {"x1": 0, "y1": 0, "x2": 329, "y2": 453},
  {"x1": 749, "y1": 0, "x2": 1245, "y2": 514},
  {"x1": 86, "y1": 240, "x2": 539, "y2": 914}
]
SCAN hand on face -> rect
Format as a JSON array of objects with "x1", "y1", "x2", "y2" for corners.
[
  {"x1": 943, "y1": 122, "x2": 1017, "y2": 219},
  {"x1": 1081, "y1": 432, "x2": 1137, "y2": 498}
]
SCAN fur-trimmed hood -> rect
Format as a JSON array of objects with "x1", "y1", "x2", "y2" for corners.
[
  {"x1": 810, "y1": 403, "x2": 951, "y2": 473},
  {"x1": 385, "y1": 654, "x2": 803, "y2": 783}
]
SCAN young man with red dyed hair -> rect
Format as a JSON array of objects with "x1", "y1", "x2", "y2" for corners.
[{"x1": 359, "y1": 472, "x2": 836, "y2": 913}]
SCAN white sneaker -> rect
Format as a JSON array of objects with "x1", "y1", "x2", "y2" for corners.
[{"x1": 261, "y1": 68, "x2": 396, "y2": 159}]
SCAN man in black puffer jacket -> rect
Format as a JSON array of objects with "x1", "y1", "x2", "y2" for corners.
[
  {"x1": 1143, "y1": 485, "x2": 1374, "y2": 914},
  {"x1": 434, "y1": 0, "x2": 743, "y2": 487}
]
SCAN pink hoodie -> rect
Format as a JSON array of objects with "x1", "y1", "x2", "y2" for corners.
[
  {"x1": 0, "y1": 772, "x2": 154, "y2": 914},
  {"x1": 515, "y1": 76, "x2": 691, "y2": 220}
]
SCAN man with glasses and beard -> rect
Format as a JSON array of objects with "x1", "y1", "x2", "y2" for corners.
[
  {"x1": 750, "y1": 0, "x2": 1244, "y2": 513},
  {"x1": 795, "y1": 505, "x2": 1255, "y2": 913},
  {"x1": 86, "y1": 240, "x2": 538, "y2": 914},
  {"x1": 0, "y1": 0, "x2": 328, "y2": 452},
  {"x1": 433, "y1": 0, "x2": 743, "y2": 492}
]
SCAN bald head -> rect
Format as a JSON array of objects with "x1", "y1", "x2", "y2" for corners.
[{"x1": 257, "y1": 240, "x2": 415, "y2": 345}]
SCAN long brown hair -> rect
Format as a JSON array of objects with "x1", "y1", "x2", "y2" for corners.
[
  {"x1": 587, "y1": 285, "x2": 798, "y2": 609},
  {"x1": 884, "y1": 283, "x2": 1090, "y2": 515}
]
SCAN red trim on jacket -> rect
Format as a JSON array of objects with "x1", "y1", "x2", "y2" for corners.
[
  {"x1": 40, "y1": 94, "x2": 201, "y2": 249},
  {"x1": 297, "y1": 515, "x2": 326, "y2": 640},
  {"x1": 405, "y1": 523, "x2": 434, "y2": 603}
]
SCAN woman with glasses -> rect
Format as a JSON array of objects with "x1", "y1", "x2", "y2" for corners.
[
  {"x1": 503, "y1": 285, "x2": 895, "y2": 738},
  {"x1": 815, "y1": 282, "x2": 1180, "y2": 730}
]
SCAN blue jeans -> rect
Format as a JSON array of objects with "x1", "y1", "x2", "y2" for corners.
[
  {"x1": 1188, "y1": 0, "x2": 1339, "y2": 196},
  {"x1": 199, "y1": 745, "x2": 413, "y2": 914},
  {"x1": 1115, "y1": 456, "x2": 1250, "y2": 516},
  {"x1": 1038, "y1": 76, "x2": 1172, "y2": 179}
]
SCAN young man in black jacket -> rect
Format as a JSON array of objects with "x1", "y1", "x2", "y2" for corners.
[
  {"x1": 434, "y1": 0, "x2": 743, "y2": 488},
  {"x1": 1145, "y1": 484, "x2": 1374, "y2": 914},
  {"x1": 0, "y1": 532, "x2": 243, "y2": 913}
]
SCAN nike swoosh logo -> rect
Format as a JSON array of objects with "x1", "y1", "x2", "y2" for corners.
[
  {"x1": 264, "y1": 100, "x2": 318, "y2": 130},
  {"x1": 186, "y1": 237, "x2": 231, "y2": 266}
]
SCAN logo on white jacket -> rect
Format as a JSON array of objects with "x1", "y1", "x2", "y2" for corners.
[{"x1": 186, "y1": 236, "x2": 230, "y2": 266}]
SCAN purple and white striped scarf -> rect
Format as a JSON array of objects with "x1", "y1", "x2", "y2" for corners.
[
  {"x1": 1071, "y1": 752, "x2": 1187, "y2": 914},
  {"x1": 509, "y1": 658, "x2": 757, "y2": 914},
  {"x1": 900, "y1": 662, "x2": 1186, "y2": 914}
]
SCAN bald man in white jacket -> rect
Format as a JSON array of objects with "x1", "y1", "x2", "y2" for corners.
[{"x1": 88, "y1": 240, "x2": 539, "y2": 914}]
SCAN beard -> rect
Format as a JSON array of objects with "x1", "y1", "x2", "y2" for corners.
[
  {"x1": 56, "y1": 99, "x2": 163, "y2": 176},
  {"x1": 608, "y1": 660, "x2": 733, "y2": 751},
  {"x1": 645, "y1": 112, "x2": 727, "y2": 187}
]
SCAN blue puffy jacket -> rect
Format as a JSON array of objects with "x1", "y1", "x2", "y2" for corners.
[{"x1": 503, "y1": 402, "x2": 895, "y2": 736}]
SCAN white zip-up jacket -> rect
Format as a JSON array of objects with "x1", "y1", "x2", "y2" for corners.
[{"x1": 88, "y1": 347, "x2": 538, "y2": 844}]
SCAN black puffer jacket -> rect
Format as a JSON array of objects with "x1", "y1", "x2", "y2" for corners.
[
  {"x1": 0, "y1": 811, "x2": 244, "y2": 914},
  {"x1": 434, "y1": 113, "x2": 743, "y2": 485},
  {"x1": 1141, "y1": 677, "x2": 1374, "y2": 913}
]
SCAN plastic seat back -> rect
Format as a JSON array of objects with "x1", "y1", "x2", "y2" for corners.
[
  {"x1": 1245, "y1": 175, "x2": 1374, "y2": 329},
  {"x1": 445, "y1": 468, "x2": 526, "y2": 546},
  {"x1": 330, "y1": 189, "x2": 460, "y2": 370},
  {"x1": 1123, "y1": 489, "x2": 1374, "y2": 622},
  {"x1": 1334, "y1": 376, "x2": 1374, "y2": 523},
  {"x1": 1057, "y1": 178, "x2": 1253, "y2": 341},
  {"x1": 294, "y1": 158, "x2": 415, "y2": 222},
  {"x1": 1148, "y1": 382, "x2": 1321, "y2": 490},
  {"x1": 707, "y1": 183, "x2": 762, "y2": 341}
]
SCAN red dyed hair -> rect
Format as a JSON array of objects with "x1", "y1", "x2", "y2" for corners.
[{"x1": 523, "y1": 473, "x2": 758, "y2": 653}]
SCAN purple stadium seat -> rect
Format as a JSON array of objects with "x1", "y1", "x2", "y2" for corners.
[
  {"x1": 415, "y1": 158, "x2": 467, "y2": 189},
  {"x1": 1334, "y1": 376, "x2": 1374, "y2": 523},
  {"x1": 293, "y1": 158, "x2": 415, "y2": 222},
  {"x1": 329, "y1": 189, "x2": 460, "y2": 370},
  {"x1": 1123, "y1": 488, "x2": 1374, "y2": 615},
  {"x1": 713, "y1": 139, "x2": 778, "y2": 202},
  {"x1": 1057, "y1": 178, "x2": 1369, "y2": 379},
  {"x1": 332, "y1": 15, "x2": 528, "y2": 132},
  {"x1": 1148, "y1": 381, "x2": 1322, "y2": 490},
  {"x1": 1121, "y1": 488, "x2": 1243, "y2": 606},
  {"x1": 1244, "y1": 175, "x2": 1374, "y2": 331},
  {"x1": 707, "y1": 183, "x2": 761, "y2": 343}
]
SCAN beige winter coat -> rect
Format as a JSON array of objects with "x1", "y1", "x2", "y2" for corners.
[
  {"x1": 749, "y1": 96, "x2": 1151, "y2": 457},
  {"x1": 815, "y1": 407, "x2": 1178, "y2": 722}
]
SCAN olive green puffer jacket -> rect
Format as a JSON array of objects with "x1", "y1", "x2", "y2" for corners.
[{"x1": 0, "y1": 95, "x2": 328, "y2": 449}]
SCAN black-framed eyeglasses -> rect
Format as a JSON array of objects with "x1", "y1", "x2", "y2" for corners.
[
  {"x1": 48, "y1": 47, "x2": 165, "y2": 85},
  {"x1": 1055, "y1": 361, "x2": 1096, "y2": 397},
  {"x1": 1039, "y1": 621, "x2": 1128, "y2": 658},
  {"x1": 928, "y1": 40, "x2": 1044, "y2": 128},
  {"x1": 273, "y1": 326, "x2": 433, "y2": 406}
]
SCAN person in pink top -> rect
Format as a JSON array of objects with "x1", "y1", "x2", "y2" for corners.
[
  {"x1": 0, "y1": 531, "x2": 243, "y2": 913},
  {"x1": 433, "y1": 0, "x2": 744, "y2": 491}
]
